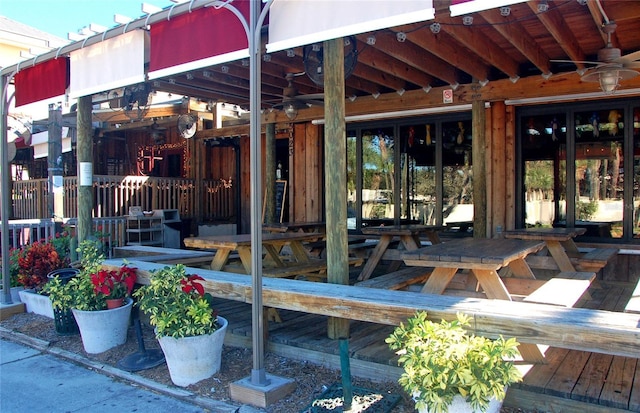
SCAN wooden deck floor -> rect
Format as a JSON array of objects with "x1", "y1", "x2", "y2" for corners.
[{"x1": 212, "y1": 280, "x2": 640, "y2": 413}]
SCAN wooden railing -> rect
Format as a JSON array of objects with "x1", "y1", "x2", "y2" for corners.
[
  {"x1": 2, "y1": 217, "x2": 126, "y2": 258},
  {"x1": 11, "y1": 176, "x2": 235, "y2": 223}
]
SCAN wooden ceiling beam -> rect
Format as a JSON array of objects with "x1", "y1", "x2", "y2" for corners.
[
  {"x1": 353, "y1": 45, "x2": 435, "y2": 89},
  {"x1": 355, "y1": 34, "x2": 459, "y2": 86},
  {"x1": 350, "y1": 59, "x2": 408, "y2": 92},
  {"x1": 528, "y1": 2, "x2": 587, "y2": 70},
  {"x1": 479, "y1": 9, "x2": 552, "y2": 76},
  {"x1": 430, "y1": 17, "x2": 520, "y2": 79},
  {"x1": 391, "y1": 27, "x2": 490, "y2": 82}
]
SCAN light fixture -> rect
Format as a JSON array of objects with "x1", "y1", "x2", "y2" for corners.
[
  {"x1": 396, "y1": 32, "x2": 407, "y2": 42},
  {"x1": 366, "y1": 35, "x2": 376, "y2": 45},
  {"x1": 537, "y1": 1, "x2": 549, "y2": 12},
  {"x1": 500, "y1": 6, "x2": 511, "y2": 16},
  {"x1": 430, "y1": 22, "x2": 441, "y2": 34},
  {"x1": 283, "y1": 102, "x2": 298, "y2": 120},
  {"x1": 581, "y1": 65, "x2": 638, "y2": 94},
  {"x1": 462, "y1": 15, "x2": 473, "y2": 25}
]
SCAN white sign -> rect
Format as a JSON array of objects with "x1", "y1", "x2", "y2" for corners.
[
  {"x1": 79, "y1": 162, "x2": 93, "y2": 186},
  {"x1": 443, "y1": 89, "x2": 454, "y2": 104}
]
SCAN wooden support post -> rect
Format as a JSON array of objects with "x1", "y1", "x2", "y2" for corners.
[
  {"x1": 472, "y1": 98, "x2": 487, "y2": 238},
  {"x1": 76, "y1": 96, "x2": 93, "y2": 243},
  {"x1": 324, "y1": 37, "x2": 350, "y2": 340}
]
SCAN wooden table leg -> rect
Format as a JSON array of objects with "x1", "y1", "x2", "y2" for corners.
[
  {"x1": 210, "y1": 248, "x2": 232, "y2": 271},
  {"x1": 473, "y1": 269, "x2": 546, "y2": 363},
  {"x1": 421, "y1": 267, "x2": 458, "y2": 294},
  {"x1": 508, "y1": 258, "x2": 537, "y2": 279},
  {"x1": 288, "y1": 240, "x2": 311, "y2": 263},
  {"x1": 357, "y1": 235, "x2": 392, "y2": 281},
  {"x1": 236, "y1": 246, "x2": 253, "y2": 274},
  {"x1": 547, "y1": 240, "x2": 576, "y2": 271}
]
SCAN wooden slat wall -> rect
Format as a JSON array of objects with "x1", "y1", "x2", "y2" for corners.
[{"x1": 290, "y1": 123, "x2": 324, "y2": 223}]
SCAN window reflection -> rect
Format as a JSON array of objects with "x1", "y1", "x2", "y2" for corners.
[
  {"x1": 575, "y1": 109, "x2": 624, "y2": 238},
  {"x1": 361, "y1": 128, "x2": 394, "y2": 225},
  {"x1": 442, "y1": 120, "x2": 473, "y2": 226}
]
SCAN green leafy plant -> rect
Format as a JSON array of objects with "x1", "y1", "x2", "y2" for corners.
[
  {"x1": 134, "y1": 264, "x2": 218, "y2": 339},
  {"x1": 386, "y1": 312, "x2": 522, "y2": 413},
  {"x1": 43, "y1": 240, "x2": 135, "y2": 311}
]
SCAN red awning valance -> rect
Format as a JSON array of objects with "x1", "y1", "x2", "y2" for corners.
[
  {"x1": 14, "y1": 57, "x2": 69, "y2": 107},
  {"x1": 148, "y1": 2, "x2": 250, "y2": 80}
]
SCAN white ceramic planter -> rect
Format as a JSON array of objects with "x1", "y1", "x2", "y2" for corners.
[
  {"x1": 416, "y1": 394, "x2": 503, "y2": 413},
  {"x1": 72, "y1": 298, "x2": 133, "y2": 354},
  {"x1": 18, "y1": 289, "x2": 54, "y2": 318},
  {"x1": 158, "y1": 316, "x2": 228, "y2": 387}
]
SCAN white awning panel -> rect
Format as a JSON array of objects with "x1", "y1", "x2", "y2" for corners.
[
  {"x1": 266, "y1": 0, "x2": 434, "y2": 53},
  {"x1": 449, "y1": 0, "x2": 529, "y2": 17},
  {"x1": 31, "y1": 128, "x2": 72, "y2": 159},
  {"x1": 69, "y1": 30, "x2": 148, "y2": 98}
]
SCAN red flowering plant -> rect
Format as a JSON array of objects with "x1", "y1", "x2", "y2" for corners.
[
  {"x1": 134, "y1": 264, "x2": 218, "y2": 338},
  {"x1": 17, "y1": 241, "x2": 69, "y2": 291},
  {"x1": 91, "y1": 265, "x2": 137, "y2": 301}
]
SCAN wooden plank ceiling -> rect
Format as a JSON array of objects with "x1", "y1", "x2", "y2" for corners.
[{"x1": 123, "y1": 0, "x2": 640, "y2": 126}]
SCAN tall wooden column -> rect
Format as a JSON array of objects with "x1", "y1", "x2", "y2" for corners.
[
  {"x1": 324, "y1": 37, "x2": 349, "y2": 339},
  {"x1": 472, "y1": 98, "x2": 487, "y2": 238},
  {"x1": 76, "y1": 96, "x2": 93, "y2": 243}
]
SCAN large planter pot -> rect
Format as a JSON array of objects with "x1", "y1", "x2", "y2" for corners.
[
  {"x1": 72, "y1": 297, "x2": 133, "y2": 354},
  {"x1": 157, "y1": 316, "x2": 228, "y2": 387},
  {"x1": 18, "y1": 289, "x2": 54, "y2": 318},
  {"x1": 416, "y1": 393, "x2": 504, "y2": 413}
]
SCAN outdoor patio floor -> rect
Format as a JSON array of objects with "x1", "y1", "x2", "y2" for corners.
[{"x1": 212, "y1": 279, "x2": 640, "y2": 413}]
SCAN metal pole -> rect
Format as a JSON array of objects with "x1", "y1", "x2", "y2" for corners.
[{"x1": 1, "y1": 72, "x2": 12, "y2": 304}]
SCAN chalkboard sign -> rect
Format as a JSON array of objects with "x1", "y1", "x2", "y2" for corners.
[{"x1": 263, "y1": 180, "x2": 287, "y2": 223}]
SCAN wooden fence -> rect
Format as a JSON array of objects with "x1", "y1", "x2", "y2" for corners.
[{"x1": 11, "y1": 176, "x2": 235, "y2": 223}]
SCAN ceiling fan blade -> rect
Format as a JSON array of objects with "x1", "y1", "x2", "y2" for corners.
[
  {"x1": 618, "y1": 50, "x2": 640, "y2": 64},
  {"x1": 296, "y1": 93, "x2": 325, "y2": 101},
  {"x1": 625, "y1": 62, "x2": 640, "y2": 69},
  {"x1": 550, "y1": 59, "x2": 600, "y2": 65}
]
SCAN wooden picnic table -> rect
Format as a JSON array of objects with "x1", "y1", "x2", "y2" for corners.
[
  {"x1": 263, "y1": 221, "x2": 325, "y2": 234},
  {"x1": 183, "y1": 232, "x2": 324, "y2": 273},
  {"x1": 502, "y1": 227, "x2": 586, "y2": 272},
  {"x1": 357, "y1": 224, "x2": 443, "y2": 281},
  {"x1": 402, "y1": 237, "x2": 548, "y2": 363}
]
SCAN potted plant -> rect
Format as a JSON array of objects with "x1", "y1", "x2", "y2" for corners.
[
  {"x1": 0, "y1": 247, "x2": 26, "y2": 303},
  {"x1": 43, "y1": 240, "x2": 136, "y2": 353},
  {"x1": 386, "y1": 312, "x2": 522, "y2": 413},
  {"x1": 16, "y1": 240, "x2": 70, "y2": 318},
  {"x1": 134, "y1": 264, "x2": 228, "y2": 387}
]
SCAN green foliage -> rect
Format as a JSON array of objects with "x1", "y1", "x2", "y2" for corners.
[
  {"x1": 577, "y1": 200, "x2": 598, "y2": 220},
  {"x1": 386, "y1": 312, "x2": 522, "y2": 413},
  {"x1": 42, "y1": 240, "x2": 113, "y2": 311},
  {"x1": 134, "y1": 264, "x2": 219, "y2": 339}
]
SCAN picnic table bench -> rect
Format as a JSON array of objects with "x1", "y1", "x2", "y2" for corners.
[
  {"x1": 624, "y1": 277, "x2": 640, "y2": 314},
  {"x1": 354, "y1": 267, "x2": 431, "y2": 290}
]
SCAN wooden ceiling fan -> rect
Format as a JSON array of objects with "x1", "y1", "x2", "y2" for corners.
[{"x1": 273, "y1": 73, "x2": 324, "y2": 120}]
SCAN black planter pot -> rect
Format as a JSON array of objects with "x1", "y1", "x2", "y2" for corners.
[{"x1": 47, "y1": 268, "x2": 81, "y2": 335}]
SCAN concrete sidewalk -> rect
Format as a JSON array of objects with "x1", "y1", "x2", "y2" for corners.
[{"x1": 0, "y1": 335, "x2": 249, "y2": 413}]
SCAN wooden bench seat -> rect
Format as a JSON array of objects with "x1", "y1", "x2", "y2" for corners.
[
  {"x1": 355, "y1": 267, "x2": 430, "y2": 290},
  {"x1": 624, "y1": 278, "x2": 640, "y2": 314},
  {"x1": 523, "y1": 271, "x2": 596, "y2": 307},
  {"x1": 263, "y1": 257, "x2": 364, "y2": 280},
  {"x1": 525, "y1": 247, "x2": 618, "y2": 273},
  {"x1": 574, "y1": 248, "x2": 618, "y2": 272}
]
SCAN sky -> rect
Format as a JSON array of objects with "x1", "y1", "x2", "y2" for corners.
[{"x1": 2, "y1": 0, "x2": 177, "y2": 40}]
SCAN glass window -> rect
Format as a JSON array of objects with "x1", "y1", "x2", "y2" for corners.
[
  {"x1": 574, "y1": 109, "x2": 624, "y2": 238},
  {"x1": 361, "y1": 127, "x2": 394, "y2": 225},
  {"x1": 521, "y1": 114, "x2": 566, "y2": 227},
  {"x1": 400, "y1": 123, "x2": 436, "y2": 225},
  {"x1": 442, "y1": 120, "x2": 473, "y2": 227}
]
